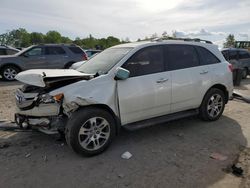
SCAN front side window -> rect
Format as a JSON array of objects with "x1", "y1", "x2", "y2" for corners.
[
  {"x1": 239, "y1": 50, "x2": 250, "y2": 59},
  {"x1": 25, "y1": 47, "x2": 43, "y2": 56},
  {"x1": 122, "y1": 46, "x2": 164, "y2": 77},
  {"x1": 45, "y1": 47, "x2": 65, "y2": 55},
  {"x1": 166, "y1": 45, "x2": 199, "y2": 70},
  {"x1": 196, "y1": 46, "x2": 220, "y2": 65}
]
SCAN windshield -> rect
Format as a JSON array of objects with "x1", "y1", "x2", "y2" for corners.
[{"x1": 77, "y1": 47, "x2": 132, "y2": 74}]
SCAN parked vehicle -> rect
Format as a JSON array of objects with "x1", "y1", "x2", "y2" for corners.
[
  {"x1": 221, "y1": 48, "x2": 250, "y2": 79},
  {"x1": 14, "y1": 40, "x2": 233, "y2": 156},
  {"x1": 85, "y1": 49, "x2": 102, "y2": 58},
  {"x1": 0, "y1": 45, "x2": 20, "y2": 55},
  {"x1": 0, "y1": 44, "x2": 88, "y2": 81},
  {"x1": 235, "y1": 41, "x2": 250, "y2": 51}
]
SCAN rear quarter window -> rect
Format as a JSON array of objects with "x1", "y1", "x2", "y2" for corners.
[
  {"x1": 69, "y1": 47, "x2": 84, "y2": 54},
  {"x1": 45, "y1": 47, "x2": 66, "y2": 55},
  {"x1": 195, "y1": 46, "x2": 220, "y2": 65}
]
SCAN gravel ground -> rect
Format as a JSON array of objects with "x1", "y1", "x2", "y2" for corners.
[{"x1": 0, "y1": 79, "x2": 250, "y2": 188}]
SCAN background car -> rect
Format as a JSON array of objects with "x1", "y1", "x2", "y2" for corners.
[
  {"x1": 0, "y1": 45, "x2": 20, "y2": 55},
  {"x1": 0, "y1": 44, "x2": 88, "y2": 80},
  {"x1": 85, "y1": 49, "x2": 102, "y2": 58},
  {"x1": 221, "y1": 48, "x2": 250, "y2": 79}
]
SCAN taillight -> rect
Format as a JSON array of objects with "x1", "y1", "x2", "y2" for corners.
[
  {"x1": 83, "y1": 53, "x2": 88, "y2": 60},
  {"x1": 228, "y1": 64, "x2": 233, "y2": 72}
]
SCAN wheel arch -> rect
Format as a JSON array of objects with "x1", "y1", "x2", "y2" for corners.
[
  {"x1": 205, "y1": 84, "x2": 229, "y2": 104},
  {"x1": 75, "y1": 104, "x2": 121, "y2": 135},
  {"x1": 64, "y1": 61, "x2": 75, "y2": 69}
]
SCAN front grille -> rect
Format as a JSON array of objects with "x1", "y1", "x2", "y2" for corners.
[{"x1": 15, "y1": 89, "x2": 38, "y2": 109}]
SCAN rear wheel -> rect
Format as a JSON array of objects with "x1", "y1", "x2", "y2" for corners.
[
  {"x1": 65, "y1": 107, "x2": 116, "y2": 156},
  {"x1": 199, "y1": 88, "x2": 225, "y2": 121},
  {"x1": 1, "y1": 65, "x2": 20, "y2": 81}
]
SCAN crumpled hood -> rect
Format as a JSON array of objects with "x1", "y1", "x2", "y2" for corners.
[{"x1": 15, "y1": 69, "x2": 93, "y2": 87}]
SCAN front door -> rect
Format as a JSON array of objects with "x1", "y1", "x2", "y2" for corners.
[{"x1": 117, "y1": 45, "x2": 172, "y2": 125}]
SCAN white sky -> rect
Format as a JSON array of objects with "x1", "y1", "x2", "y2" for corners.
[{"x1": 0, "y1": 0, "x2": 250, "y2": 47}]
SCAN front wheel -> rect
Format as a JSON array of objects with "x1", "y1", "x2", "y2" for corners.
[
  {"x1": 65, "y1": 107, "x2": 116, "y2": 156},
  {"x1": 199, "y1": 88, "x2": 225, "y2": 121}
]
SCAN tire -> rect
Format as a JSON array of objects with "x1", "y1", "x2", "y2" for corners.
[
  {"x1": 65, "y1": 107, "x2": 116, "y2": 156},
  {"x1": 64, "y1": 62, "x2": 74, "y2": 69},
  {"x1": 242, "y1": 68, "x2": 248, "y2": 79},
  {"x1": 0, "y1": 65, "x2": 20, "y2": 81},
  {"x1": 199, "y1": 88, "x2": 225, "y2": 121}
]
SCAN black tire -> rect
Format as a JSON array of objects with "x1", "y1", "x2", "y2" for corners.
[
  {"x1": 65, "y1": 107, "x2": 116, "y2": 156},
  {"x1": 242, "y1": 68, "x2": 248, "y2": 79},
  {"x1": 0, "y1": 65, "x2": 20, "y2": 81},
  {"x1": 199, "y1": 88, "x2": 225, "y2": 121},
  {"x1": 64, "y1": 62, "x2": 74, "y2": 69}
]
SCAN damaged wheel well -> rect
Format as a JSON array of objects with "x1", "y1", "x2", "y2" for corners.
[{"x1": 77, "y1": 104, "x2": 121, "y2": 134}]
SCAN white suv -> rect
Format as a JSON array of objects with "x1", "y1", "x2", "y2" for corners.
[{"x1": 14, "y1": 40, "x2": 233, "y2": 156}]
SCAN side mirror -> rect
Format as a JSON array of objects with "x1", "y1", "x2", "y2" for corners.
[{"x1": 115, "y1": 67, "x2": 130, "y2": 80}]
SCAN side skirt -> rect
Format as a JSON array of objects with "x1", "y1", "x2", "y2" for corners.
[{"x1": 123, "y1": 109, "x2": 199, "y2": 131}]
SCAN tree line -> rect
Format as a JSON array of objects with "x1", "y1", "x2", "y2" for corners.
[
  {"x1": 0, "y1": 28, "x2": 125, "y2": 49},
  {"x1": 0, "y1": 28, "x2": 239, "y2": 49}
]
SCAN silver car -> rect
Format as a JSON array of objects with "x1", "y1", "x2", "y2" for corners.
[{"x1": 0, "y1": 44, "x2": 88, "y2": 81}]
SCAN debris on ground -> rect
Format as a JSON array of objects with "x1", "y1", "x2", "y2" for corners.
[
  {"x1": 25, "y1": 153, "x2": 31, "y2": 158},
  {"x1": 43, "y1": 155, "x2": 48, "y2": 162},
  {"x1": 121, "y1": 151, "x2": 132, "y2": 159},
  {"x1": 118, "y1": 173, "x2": 125, "y2": 178},
  {"x1": 232, "y1": 164, "x2": 243, "y2": 177},
  {"x1": 210, "y1": 152, "x2": 228, "y2": 161},
  {"x1": 0, "y1": 142, "x2": 11, "y2": 149}
]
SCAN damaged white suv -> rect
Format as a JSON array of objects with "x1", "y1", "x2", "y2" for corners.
[{"x1": 15, "y1": 40, "x2": 233, "y2": 156}]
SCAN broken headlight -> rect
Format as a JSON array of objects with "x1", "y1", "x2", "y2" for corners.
[{"x1": 39, "y1": 93, "x2": 64, "y2": 104}]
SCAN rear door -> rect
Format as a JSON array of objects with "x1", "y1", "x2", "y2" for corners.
[
  {"x1": 167, "y1": 44, "x2": 210, "y2": 113},
  {"x1": 117, "y1": 45, "x2": 172, "y2": 125},
  {"x1": 44, "y1": 46, "x2": 68, "y2": 69},
  {"x1": 238, "y1": 50, "x2": 250, "y2": 70}
]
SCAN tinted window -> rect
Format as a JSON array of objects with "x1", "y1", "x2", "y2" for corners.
[
  {"x1": 229, "y1": 51, "x2": 237, "y2": 60},
  {"x1": 167, "y1": 45, "x2": 199, "y2": 70},
  {"x1": 222, "y1": 50, "x2": 229, "y2": 60},
  {"x1": 196, "y1": 46, "x2": 220, "y2": 65},
  {"x1": 69, "y1": 47, "x2": 83, "y2": 54},
  {"x1": 122, "y1": 46, "x2": 164, "y2": 77},
  {"x1": 239, "y1": 50, "x2": 250, "y2": 59},
  {"x1": 45, "y1": 47, "x2": 65, "y2": 55},
  {"x1": 0, "y1": 49, "x2": 6, "y2": 55},
  {"x1": 25, "y1": 47, "x2": 43, "y2": 56},
  {"x1": 6, "y1": 49, "x2": 18, "y2": 55}
]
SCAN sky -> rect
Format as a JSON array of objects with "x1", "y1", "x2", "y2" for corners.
[{"x1": 0, "y1": 0, "x2": 250, "y2": 47}]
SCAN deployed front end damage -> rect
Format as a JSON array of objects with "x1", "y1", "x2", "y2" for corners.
[{"x1": 14, "y1": 69, "x2": 95, "y2": 134}]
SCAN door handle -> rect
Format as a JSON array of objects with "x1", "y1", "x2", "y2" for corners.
[
  {"x1": 200, "y1": 70, "x2": 208, "y2": 75},
  {"x1": 156, "y1": 78, "x2": 168, "y2": 83}
]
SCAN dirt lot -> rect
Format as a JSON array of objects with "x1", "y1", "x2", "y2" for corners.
[{"x1": 1, "y1": 79, "x2": 250, "y2": 188}]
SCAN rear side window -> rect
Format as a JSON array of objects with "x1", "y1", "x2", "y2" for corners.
[
  {"x1": 166, "y1": 45, "x2": 199, "y2": 70},
  {"x1": 0, "y1": 49, "x2": 6, "y2": 55},
  {"x1": 6, "y1": 49, "x2": 18, "y2": 55},
  {"x1": 69, "y1": 47, "x2": 83, "y2": 54},
  {"x1": 122, "y1": 46, "x2": 164, "y2": 77},
  {"x1": 239, "y1": 51, "x2": 250, "y2": 59},
  {"x1": 229, "y1": 51, "x2": 238, "y2": 60},
  {"x1": 196, "y1": 46, "x2": 220, "y2": 65},
  {"x1": 222, "y1": 50, "x2": 229, "y2": 60},
  {"x1": 45, "y1": 47, "x2": 65, "y2": 55}
]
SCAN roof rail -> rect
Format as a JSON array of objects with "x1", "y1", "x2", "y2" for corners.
[{"x1": 151, "y1": 37, "x2": 213, "y2": 44}]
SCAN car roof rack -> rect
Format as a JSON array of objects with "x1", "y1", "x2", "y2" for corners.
[{"x1": 151, "y1": 37, "x2": 213, "y2": 44}]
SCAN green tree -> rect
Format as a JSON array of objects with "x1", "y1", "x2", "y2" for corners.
[
  {"x1": 45, "y1": 31, "x2": 62, "y2": 43},
  {"x1": 224, "y1": 34, "x2": 235, "y2": 48},
  {"x1": 30, "y1": 32, "x2": 44, "y2": 44}
]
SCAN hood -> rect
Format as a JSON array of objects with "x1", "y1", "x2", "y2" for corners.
[{"x1": 15, "y1": 69, "x2": 94, "y2": 87}]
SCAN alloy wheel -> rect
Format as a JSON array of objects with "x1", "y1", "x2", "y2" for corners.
[{"x1": 207, "y1": 94, "x2": 223, "y2": 118}]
